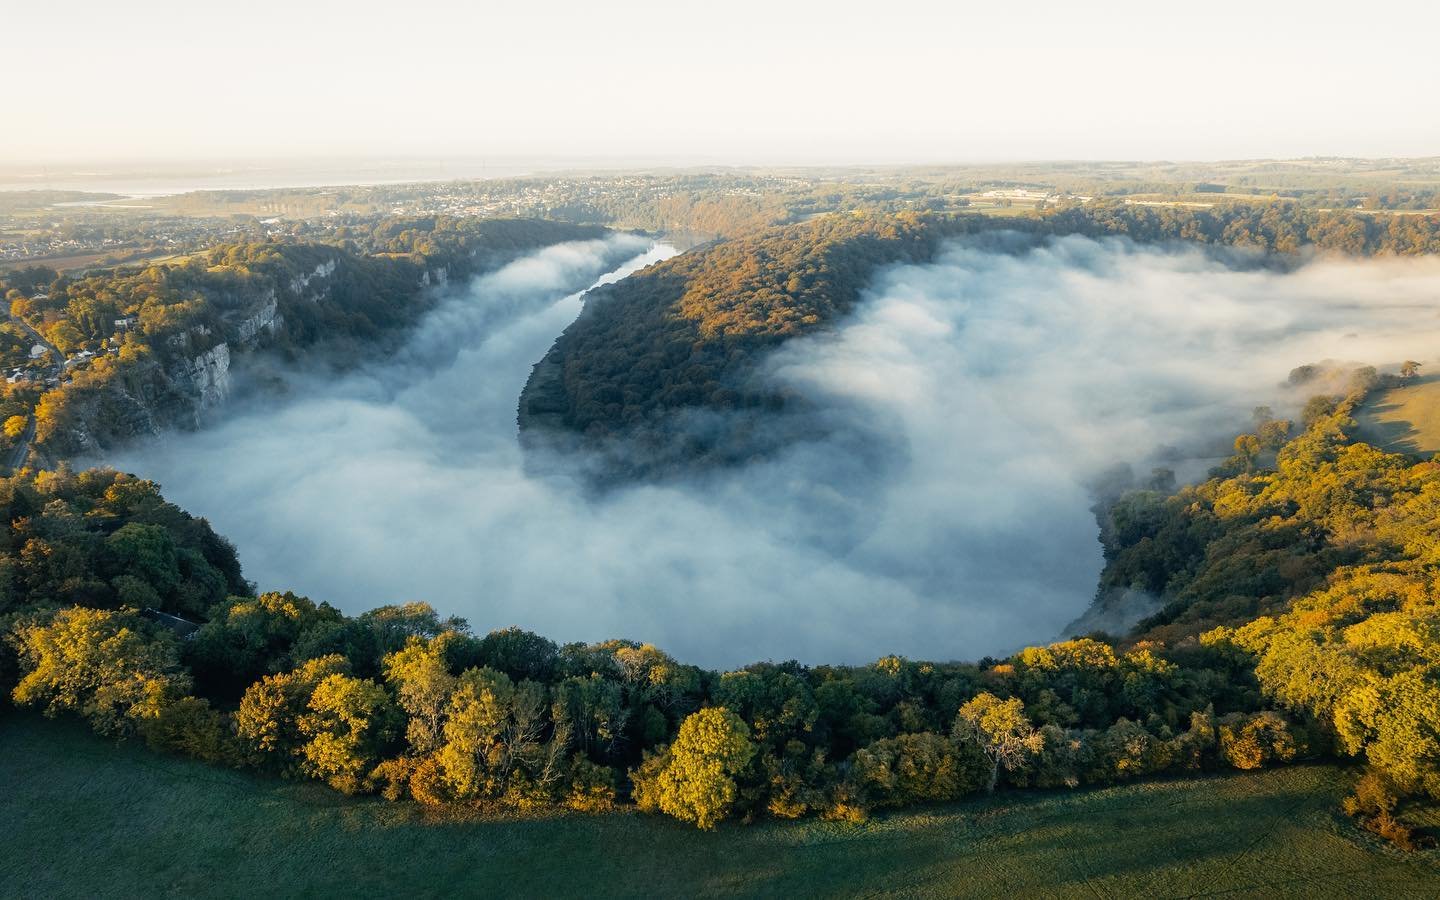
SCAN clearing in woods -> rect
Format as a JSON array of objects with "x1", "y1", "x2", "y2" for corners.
[
  {"x1": 2, "y1": 715, "x2": 1439, "y2": 898},
  {"x1": 1356, "y1": 373, "x2": 1440, "y2": 456}
]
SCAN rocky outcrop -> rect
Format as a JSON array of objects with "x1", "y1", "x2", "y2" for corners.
[
  {"x1": 234, "y1": 293, "x2": 283, "y2": 346},
  {"x1": 181, "y1": 343, "x2": 232, "y2": 412},
  {"x1": 289, "y1": 259, "x2": 337, "y2": 296},
  {"x1": 42, "y1": 221, "x2": 615, "y2": 460},
  {"x1": 45, "y1": 340, "x2": 233, "y2": 454}
]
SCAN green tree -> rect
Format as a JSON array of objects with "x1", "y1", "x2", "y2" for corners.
[
  {"x1": 106, "y1": 522, "x2": 180, "y2": 597},
  {"x1": 477, "y1": 626, "x2": 558, "y2": 682},
  {"x1": 851, "y1": 731, "x2": 983, "y2": 807},
  {"x1": 188, "y1": 591, "x2": 342, "y2": 698}
]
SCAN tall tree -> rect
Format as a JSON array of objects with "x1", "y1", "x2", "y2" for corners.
[
  {"x1": 634, "y1": 707, "x2": 756, "y2": 830},
  {"x1": 953, "y1": 692, "x2": 1044, "y2": 793}
]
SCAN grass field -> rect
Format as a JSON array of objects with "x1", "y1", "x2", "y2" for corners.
[
  {"x1": 3, "y1": 717, "x2": 1438, "y2": 898},
  {"x1": 1356, "y1": 374, "x2": 1440, "y2": 456}
]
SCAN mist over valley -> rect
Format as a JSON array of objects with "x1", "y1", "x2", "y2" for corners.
[
  {"x1": 93, "y1": 233, "x2": 1440, "y2": 668},
  {"x1": 9, "y1": 0, "x2": 1440, "y2": 878}
]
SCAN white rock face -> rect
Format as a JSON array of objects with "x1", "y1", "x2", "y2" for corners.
[
  {"x1": 236, "y1": 293, "x2": 283, "y2": 345},
  {"x1": 186, "y1": 342, "x2": 231, "y2": 411},
  {"x1": 289, "y1": 259, "x2": 337, "y2": 295},
  {"x1": 167, "y1": 324, "x2": 212, "y2": 350}
]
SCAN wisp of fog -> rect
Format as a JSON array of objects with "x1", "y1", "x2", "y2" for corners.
[{"x1": 107, "y1": 234, "x2": 1440, "y2": 668}]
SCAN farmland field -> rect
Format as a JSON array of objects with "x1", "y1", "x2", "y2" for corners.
[{"x1": 2, "y1": 716, "x2": 1437, "y2": 898}]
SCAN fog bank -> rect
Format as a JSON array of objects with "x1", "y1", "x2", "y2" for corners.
[{"x1": 109, "y1": 235, "x2": 1440, "y2": 667}]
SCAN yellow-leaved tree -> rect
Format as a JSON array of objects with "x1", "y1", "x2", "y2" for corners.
[
  {"x1": 633, "y1": 706, "x2": 756, "y2": 830},
  {"x1": 9, "y1": 606, "x2": 190, "y2": 734},
  {"x1": 234, "y1": 654, "x2": 351, "y2": 770},
  {"x1": 953, "y1": 692, "x2": 1044, "y2": 793},
  {"x1": 296, "y1": 672, "x2": 400, "y2": 794}
]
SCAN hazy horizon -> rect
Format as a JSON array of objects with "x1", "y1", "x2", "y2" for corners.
[
  {"x1": 7, "y1": 153, "x2": 1440, "y2": 200},
  {"x1": 11, "y1": 0, "x2": 1439, "y2": 166}
]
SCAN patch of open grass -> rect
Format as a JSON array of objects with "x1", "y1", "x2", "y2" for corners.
[
  {"x1": 1356, "y1": 373, "x2": 1440, "y2": 456},
  {"x1": 2, "y1": 715, "x2": 1438, "y2": 898}
]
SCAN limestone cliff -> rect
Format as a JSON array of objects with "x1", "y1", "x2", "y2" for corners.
[{"x1": 36, "y1": 220, "x2": 610, "y2": 459}]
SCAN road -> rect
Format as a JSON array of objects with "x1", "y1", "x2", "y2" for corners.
[
  {"x1": 10, "y1": 315, "x2": 63, "y2": 362},
  {"x1": 5, "y1": 414, "x2": 35, "y2": 470},
  {"x1": 3, "y1": 314, "x2": 63, "y2": 472}
]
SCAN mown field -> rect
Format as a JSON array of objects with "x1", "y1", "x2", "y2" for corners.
[
  {"x1": 2, "y1": 717, "x2": 1438, "y2": 898},
  {"x1": 1356, "y1": 374, "x2": 1440, "y2": 456}
]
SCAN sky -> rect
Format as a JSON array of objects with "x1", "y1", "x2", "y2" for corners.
[
  {"x1": 8, "y1": 0, "x2": 1440, "y2": 166},
  {"x1": 107, "y1": 234, "x2": 1440, "y2": 667}
]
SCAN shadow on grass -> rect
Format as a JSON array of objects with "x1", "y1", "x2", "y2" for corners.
[{"x1": 1356, "y1": 374, "x2": 1440, "y2": 457}]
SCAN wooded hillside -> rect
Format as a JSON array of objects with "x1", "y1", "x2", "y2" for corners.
[{"x1": 521, "y1": 204, "x2": 1440, "y2": 479}]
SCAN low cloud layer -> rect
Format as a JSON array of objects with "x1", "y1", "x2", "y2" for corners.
[{"x1": 109, "y1": 234, "x2": 1440, "y2": 668}]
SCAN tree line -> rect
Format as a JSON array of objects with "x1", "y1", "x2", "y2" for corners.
[
  {"x1": 1093, "y1": 372, "x2": 1440, "y2": 846},
  {"x1": 8, "y1": 380, "x2": 1436, "y2": 836}
]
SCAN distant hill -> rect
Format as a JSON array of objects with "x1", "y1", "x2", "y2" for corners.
[{"x1": 0, "y1": 190, "x2": 124, "y2": 214}]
